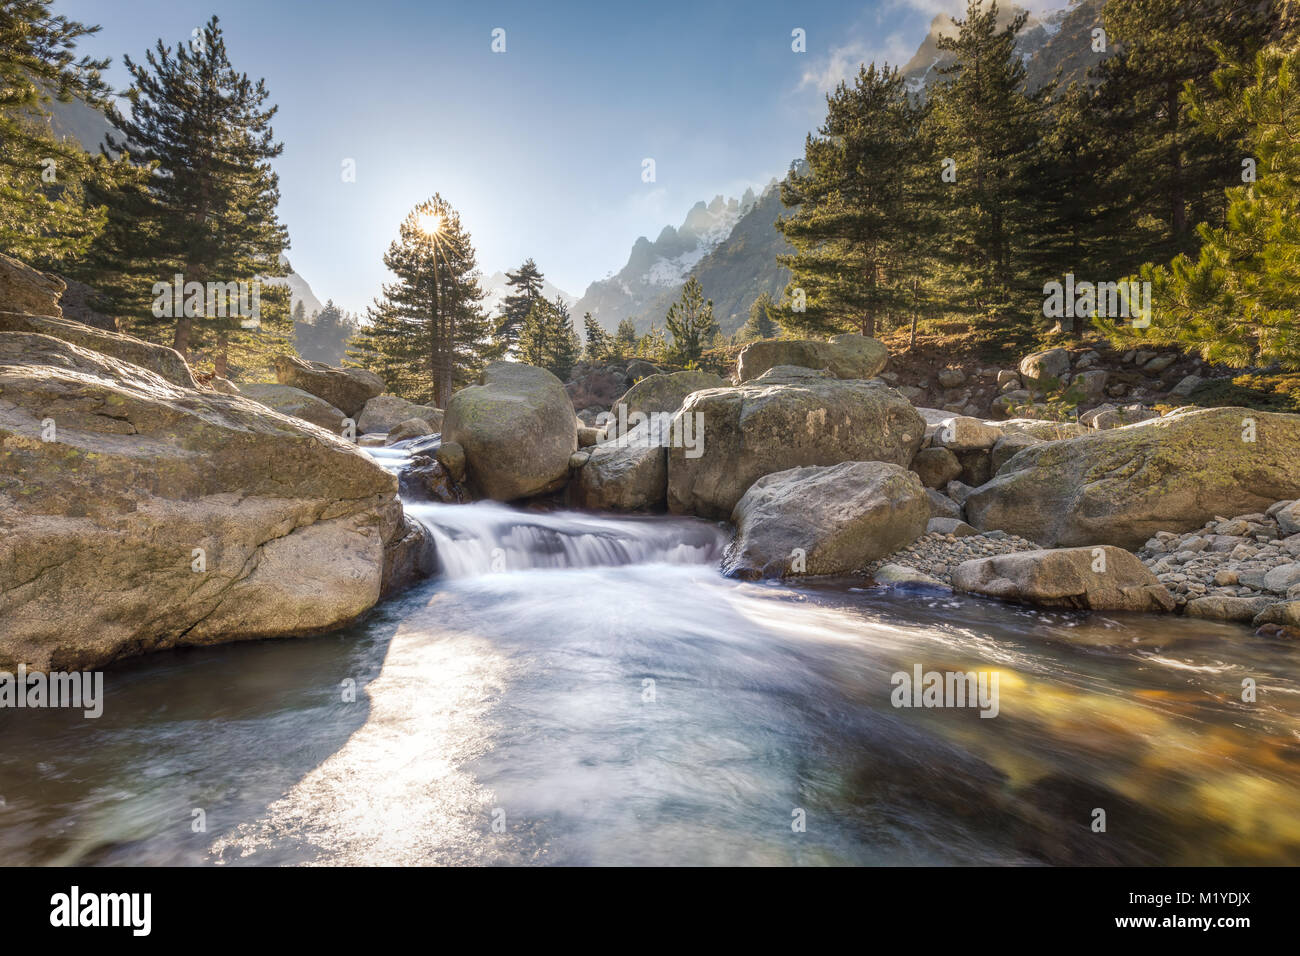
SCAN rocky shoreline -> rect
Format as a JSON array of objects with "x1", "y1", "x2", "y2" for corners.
[{"x1": 4, "y1": 250, "x2": 1300, "y2": 670}]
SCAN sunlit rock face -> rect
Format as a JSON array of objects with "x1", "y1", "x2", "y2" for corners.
[
  {"x1": 952, "y1": 546, "x2": 1176, "y2": 612},
  {"x1": 0, "y1": 331, "x2": 418, "y2": 671},
  {"x1": 736, "y1": 334, "x2": 889, "y2": 383},
  {"x1": 273, "y1": 353, "x2": 384, "y2": 418},
  {"x1": 667, "y1": 366, "x2": 925, "y2": 520},
  {"x1": 966, "y1": 407, "x2": 1300, "y2": 548},
  {"x1": 443, "y1": 362, "x2": 577, "y2": 502}
]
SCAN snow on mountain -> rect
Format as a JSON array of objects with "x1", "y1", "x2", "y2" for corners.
[{"x1": 572, "y1": 192, "x2": 755, "y2": 332}]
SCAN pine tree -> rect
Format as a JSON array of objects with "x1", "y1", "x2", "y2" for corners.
[
  {"x1": 583, "y1": 312, "x2": 613, "y2": 363},
  {"x1": 613, "y1": 318, "x2": 637, "y2": 359},
  {"x1": 1092, "y1": 0, "x2": 1276, "y2": 260},
  {"x1": 1100, "y1": 39, "x2": 1300, "y2": 369},
  {"x1": 102, "y1": 15, "x2": 287, "y2": 370},
  {"x1": 349, "y1": 195, "x2": 491, "y2": 406},
  {"x1": 223, "y1": 282, "x2": 294, "y2": 381},
  {"x1": 664, "y1": 277, "x2": 718, "y2": 365},
  {"x1": 517, "y1": 296, "x2": 580, "y2": 380},
  {"x1": 635, "y1": 325, "x2": 668, "y2": 364},
  {"x1": 492, "y1": 258, "x2": 546, "y2": 354},
  {"x1": 0, "y1": 2, "x2": 144, "y2": 265},
  {"x1": 925, "y1": 0, "x2": 1047, "y2": 329},
  {"x1": 776, "y1": 64, "x2": 929, "y2": 337},
  {"x1": 737, "y1": 291, "x2": 778, "y2": 341},
  {"x1": 1019, "y1": 81, "x2": 1122, "y2": 334}
]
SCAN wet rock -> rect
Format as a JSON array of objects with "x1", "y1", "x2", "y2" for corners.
[
  {"x1": 573, "y1": 426, "x2": 667, "y2": 512},
  {"x1": 952, "y1": 546, "x2": 1175, "y2": 612}
]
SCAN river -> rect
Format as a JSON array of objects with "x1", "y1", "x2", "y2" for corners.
[{"x1": 1, "y1": 446, "x2": 1297, "y2": 866}]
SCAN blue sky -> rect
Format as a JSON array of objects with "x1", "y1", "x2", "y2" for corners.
[{"x1": 57, "y1": 0, "x2": 1065, "y2": 314}]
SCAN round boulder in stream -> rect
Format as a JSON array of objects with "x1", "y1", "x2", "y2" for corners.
[
  {"x1": 443, "y1": 361, "x2": 578, "y2": 502},
  {"x1": 722, "y1": 461, "x2": 931, "y2": 579}
]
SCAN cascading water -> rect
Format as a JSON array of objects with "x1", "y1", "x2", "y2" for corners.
[{"x1": 2, "y1": 441, "x2": 1299, "y2": 866}]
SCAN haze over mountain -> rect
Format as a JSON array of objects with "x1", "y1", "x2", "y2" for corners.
[
  {"x1": 480, "y1": 271, "x2": 574, "y2": 316},
  {"x1": 576, "y1": 0, "x2": 1110, "y2": 340}
]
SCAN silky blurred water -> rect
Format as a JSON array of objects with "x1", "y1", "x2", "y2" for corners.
[{"x1": 2, "y1": 495, "x2": 1298, "y2": 866}]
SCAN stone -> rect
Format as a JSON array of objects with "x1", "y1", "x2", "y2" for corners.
[
  {"x1": 722, "y1": 462, "x2": 930, "y2": 579},
  {"x1": 398, "y1": 456, "x2": 468, "y2": 505},
  {"x1": 966, "y1": 407, "x2": 1300, "y2": 549},
  {"x1": 873, "y1": 563, "x2": 947, "y2": 588},
  {"x1": 937, "y1": 368, "x2": 966, "y2": 388},
  {"x1": 608, "y1": 369, "x2": 726, "y2": 435},
  {"x1": 273, "y1": 354, "x2": 385, "y2": 418},
  {"x1": 932, "y1": 415, "x2": 1002, "y2": 452},
  {"x1": 736, "y1": 334, "x2": 889, "y2": 383},
  {"x1": 928, "y1": 517, "x2": 977, "y2": 537},
  {"x1": 1018, "y1": 348, "x2": 1070, "y2": 383},
  {"x1": 666, "y1": 366, "x2": 924, "y2": 520},
  {"x1": 239, "y1": 383, "x2": 349, "y2": 433},
  {"x1": 910, "y1": 447, "x2": 962, "y2": 489},
  {"x1": 0, "y1": 332, "x2": 423, "y2": 671},
  {"x1": 443, "y1": 361, "x2": 578, "y2": 501},
  {"x1": 1253, "y1": 601, "x2": 1300, "y2": 627},
  {"x1": 573, "y1": 426, "x2": 668, "y2": 512},
  {"x1": 1185, "y1": 595, "x2": 1276, "y2": 622},
  {"x1": 1275, "y1": 500, "x2": 1300, "y2": 536},
  {"x1": 927, "y1": 489, "x2": 964, "y2": 520},
  {"x1": 1262, "y1": 563, "x2": 1300, "y2": 594},
  {"x1": 1075, "y1": 369, "x2": 1109, "y2": 401},
  {"x1": 1144, "y1": 353, "x2": 1177, "y2": 372},
  {"x1": 385, "y1": 417, "x2": 437, "y2": 444},
  {"x1": 952, "y1": 546, "x2": 1175, "y2": 612},
  {"x1": 356, "y1": 394, "x2": 444, "y2": 434},
  {"x1": 1170, "y1": 374, "x2": 1204, "y2": 398},
  {"x1": 0, "y1": 252, "x2": 63, "y2": 316},
  {"x1": 991, "y1": 432, "x2": 1042, "y2": 473},
  {"x1": 997, "y1": 369, "x2": 1021, "y2": 387},
  {"x1": 946, "y1": 480, "x2": 976, "y2": 506},
  {"x1": 0, "y1": 311, "x2": 197, "y2": 388},
  {"x1": 435, "y1": 441, "x2": 467, "y2": 482}
]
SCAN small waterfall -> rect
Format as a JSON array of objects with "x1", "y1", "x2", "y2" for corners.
[{"x1": 403, "y1": 501, "x2": 727, "y2": 578}]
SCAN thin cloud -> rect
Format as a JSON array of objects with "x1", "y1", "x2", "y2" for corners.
[{"x1": 799, "y1": 31, "x2": 915, "y2": 92}]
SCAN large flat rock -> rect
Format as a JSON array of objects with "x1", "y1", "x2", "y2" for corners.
[
  {"x1": 966, "y1": 407, "x2": 1300, "y2": 548},
  {"x1": 0, "y1": 332, "x2": 418, "y2": 671}
]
